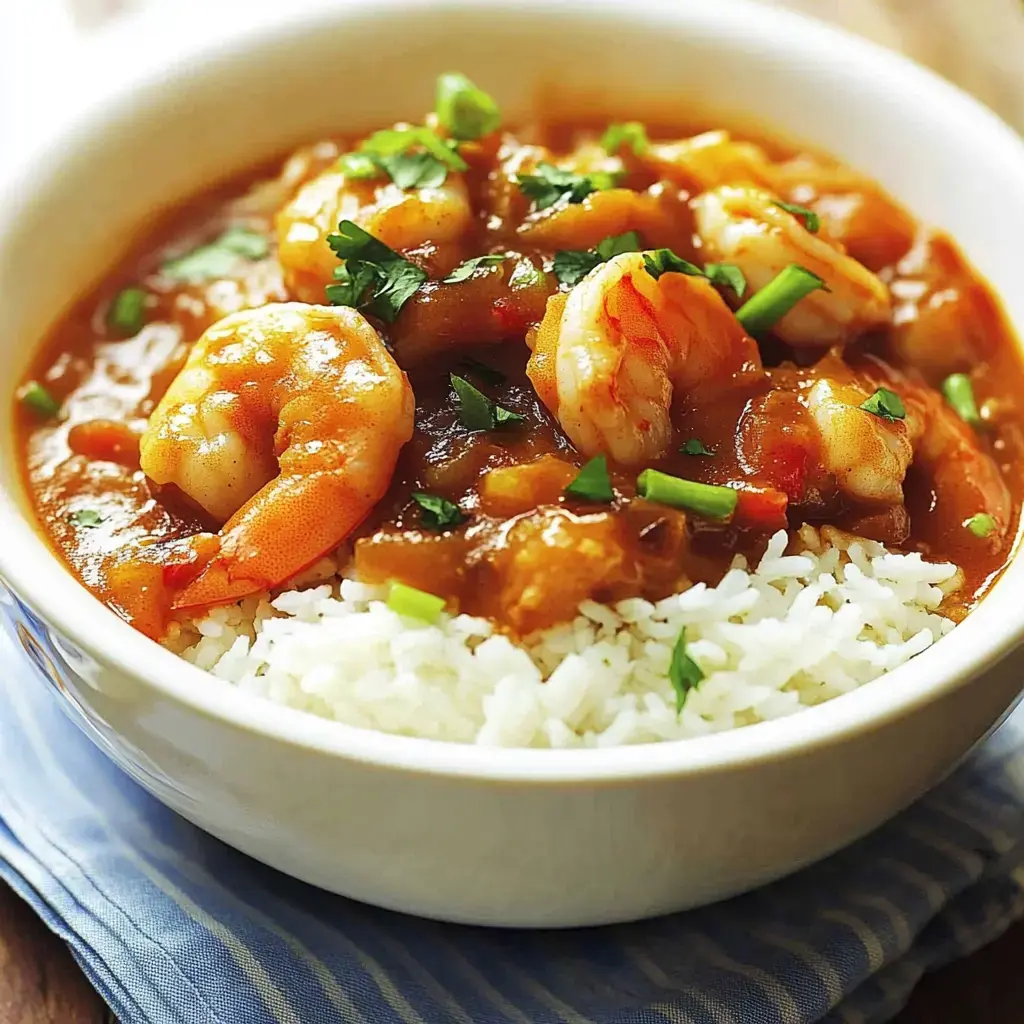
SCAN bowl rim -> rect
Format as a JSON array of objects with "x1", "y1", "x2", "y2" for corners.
[{"x1": 3, "y1": 0, "x2": 1024, "y2": 782}]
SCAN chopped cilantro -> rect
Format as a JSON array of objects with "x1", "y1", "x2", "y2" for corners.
[
  {"x1": 553, "y1": 231, "x2": 642, "y2": 287},
  {"x1": 325, "y1": 220, "x2": 426, "y2": 323},
  {"x1": 702, "y1": 262, "x2": 747, "y2": 299},
  {"x1": 162, "y1": 226, "x2": 269, "y2": 283},
  {"x1": 669, "y1": 628, "x2": 704, "y2": 712},
  {"x1": 518, "y1": 163, "x2": 619, "y2": 211},
  {"x1": 68, "y1": 509, "x2": 104, "y2": 529},
  {"x1": 412, "y1": 491, "x2": 466, "y2": 530},
  {"x1": 859, "y1": 387, "x2": 906, "y2": 422},
  {"x1": 442, "y1": 254, "x2": 508, "y2": 284},
  {"x1": 642, "y1": 248, "x2": 705, "y2": 281},
  {"x1": 450, "y1": 374, "x2": 523, "y2": 431},
  {"x1": 774, "y1": 200, "x2": 820, "y2": 233},
  {"x1": 564, "y1": 456, "x2": 615, "y2": 503},
  {"x1": 681, "y1": 438, "x2": 715, "y2": 456}
]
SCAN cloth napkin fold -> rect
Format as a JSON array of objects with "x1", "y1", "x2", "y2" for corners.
[{"x1": 2, "y1": 619, "x2": 1024, "y2": 1024}]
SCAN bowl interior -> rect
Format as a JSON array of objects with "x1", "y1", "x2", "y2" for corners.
[{"x1": 1, "y1": 0, "x2": 1024, "y2": 775}]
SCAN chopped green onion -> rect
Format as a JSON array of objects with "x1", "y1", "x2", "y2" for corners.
[
  {"x1": 458, "y1": 357, "x2": 505, "y2": 386},
  {"x1": 702, "y1": 263, "x2": 747, "y2": 299},
  {"x1": 386, "y1": 581, "x2": 447, "y2": 622},
  {"x1": 326, "y1": 220, "x2": 426, "y2": 322},
  {"x1": 553, "y1": 231, "x2": 642, "y2": 287},
  {"x1": 450, "y1": 374, "x2": 523, "y2": 431},
  {"x1": 412, "y1": 491, "x2": 466, "y2": 530},
  {"x1": 564, "y1": 456, "x2": 615, "y2": 503},
  {"x1": 68, "y1": 509, "x2": 104, "y2": 529},
  {"x1": 600, "y1": 121, "x2": 649, "y2": 156},
  {"x1": 636, "y1": 469, "x2": 738, "y2": 519},
  {"x1": 669, "y1": 628, "x2": 704, "y2": 712},
  {"x1": 107, "y1": 286, "x2": 148, "y2": 336},
  {"x1": 774, "y1": 200, "x2": 820, "y2": 233},
  {"x1": 435, "y1": 72, "x2": 501, "y2": 140},
  {"x1": 518, "y1": 163, "x2": 619, "y2": 211},
  {"x1": 941, "y1": 373, "x2": 981, "y2": 427},
  {"x1": 19, "y1": 380, "x2": 60, "y2": 419},
  {"x1": 735, "y1": 264, "x2": 828, "y2": 335},
  {"x1": 681, "y1": 438, "x2": 715, "y2": 457},
  {"x1": 442, "y1": 254, "x2": 508, "y2": 284},
  {"x1": 859, "y1": 387, "x2": 906, "y2": 422},
  {"x1": 642, "y1": 249, "x2": 704, "y2": 281},
  {"x1": 965, "y1": 512, "x2": 997, "y2": 538},
  {"x1": 162, "y1": 226, "x2": 269, "y2": 283}
]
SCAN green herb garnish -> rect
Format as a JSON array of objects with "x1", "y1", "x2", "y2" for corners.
[
  {"x1": 337, "y1": 151, "x2": 382, "y2": 179},
  {"x1": 386, "y1": 581, "x2": 447, "y2": 623},
  {"x1": 564, "y1": 456, "x2": 615, "y2": 503},
  {"x1": 553, "y1": 231, "x2": 642, "y2": 287},
  {"x1": 162, "y1": 226, "x2": 269, "y2": 283},
  {"x1": 600, "y1": 121, "x2": 650, "y2": 156},
  {"x1": 458, "y1": 357, "x2": 505, "y2": 386},
  {"x1": 107, "y1": 286, "x2": 148, "y2": 336},
  {"x1": 325, "y1": 220, "x2": 427, "y2": 323},
  {"x1": 68, "y1": 509, "x2": 104, "y2": 529},
  {"x1": 508, "y1": 259, "x2": 545, "y2": 290},
  {"x1": 735, "y1": 264, "x2": 828, "y2": 335},
  {"x1": 859, "y1": 387, "x2": 906, "y2": 423},
  {"x1": 702, "y1": 263, "x2": 747, "y2": 299},
  {"x1": 450, "y1": 374, "x2": 523, "y2": 431},
  {"x1": 642, "y1": 248, "x2": 705, "y2": 281},
  {"x1": 636, "y1": 469, "x2": 738, "y2": 519},
  {"x1": 442, "y1": 254, "x2": 508, "y2": 284},
  {"x1": 19, "y1": 380, "x2": 60, "y2": 419},
  {"x1": 681, "y1": 438, "x2": 715, "y2": 457},
  {"x1": 965, "y1": 512, "x2": 997, "y2": 538},
  {"x1": 774, "y1": 200, "x2": 820, "y2": 234},
  {"x1": 412, "y1": 491, "x2": 466, "y2": 530},
  {"x1": 435, "y1": 72, "x2": 501, "y2": 141},
  {"x1": 518, "y1": 163, "x2": 619, "y2": 212},
  {"x1": 669, "y1": 627, "x2": 704, "y2": 712},
  {"x1": 941, "y1": 373, "x2": 981, "y2": 427}
]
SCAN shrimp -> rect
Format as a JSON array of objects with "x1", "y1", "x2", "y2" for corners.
[
  {"x1": 276, "y1": 160, "x2": 473, "y2": 302},
  {"x1": 805, "y1": 361, "x2": 1009, "y2": 537},
  {"x1": 693, "y1": 185, "x2": 891, "y2": 346},
  {"x1": 139, "y1": 302, "x2": 414, "y2": 608},
  {"x1": 642, "y1": 130, "x2": 775, "y2": 192},
  {"x1": 526, "y1": 251, "x2": 762, "y2": 465}
]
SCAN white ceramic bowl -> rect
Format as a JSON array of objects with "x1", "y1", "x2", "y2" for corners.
[{"x1": 2, "y1": 0, "x2": 1024, "y2": 928}]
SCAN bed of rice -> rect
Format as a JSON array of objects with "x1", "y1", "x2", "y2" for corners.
[{"x1": 174, "y1": 526, "x2": 961, "y2": 748}]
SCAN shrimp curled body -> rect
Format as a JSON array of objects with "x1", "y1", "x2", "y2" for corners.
[
  {"x1": 140, "y1": 302, "x2": 414, "y2": 608},
  {"x1": 527, "y1": 252, "x2": 762, "y2": 466}
]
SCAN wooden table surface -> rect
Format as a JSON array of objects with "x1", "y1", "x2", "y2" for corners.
[{"x1": 1, "y1": 876, "x2": 1021, "y2": 1023}]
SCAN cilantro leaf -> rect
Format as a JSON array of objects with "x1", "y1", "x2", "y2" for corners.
[
  {"x1": 564, "y1": 456, "x2": 615, "y2": 503},
  {"x1": 412, "y1": 491, "x2": 466, "y2": 530},
  {"x1": 435, "y1": 72, "x2": 501, "y2": 141},
  {"x1": 859, "y1": 387, "x2": 906, "y2": 422},
  {"x1": 325, "y1": 220, "x2": 426, "y2": 323},
  {"x1": 68, "y1": 509, "x2": 104, "y2": 529},
  {"x1": 681, "y1": 438, "x2": 715, "y2": 456},
  {"x1": 600, "y1": 121, "x2": 649, "y2": 156},
  {"x1": 553, "y1": 231, "x2": 642, "y2": 287},
  {"x1": 669, "y1": 628, "x2": 704, "y2": 712},
  {"x1": 442, "y1": 254, "x2": 508, "y2": 284},
  {"x1": 362, "y1": 127, "x2": 467, "y2": 171},
  {"x1": 337, "y1": 151, "x2": 382, "y2": 179},
  {"x1": 450, "y1": 374, "x2": 523, "y2": 431},
  {"x1": 162, "y1": 226, "x2": 269, "y2": 283},
  {"x1": 518, "y1": 163, "x2": 619, "y2": 211},
  {"x1": 774, "y1": 200, "x2": 820, "y2": 233},
  {"x1": 642, "y1": 248, "x2": 705, "y2": 281},
  {"x1": 703, "y1": 262, "x2": 747, "y2": 298}
]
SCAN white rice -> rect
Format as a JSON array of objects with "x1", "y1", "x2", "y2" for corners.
[{"x1": 175, "y1": 526, "x2": 962, "y2": 748}]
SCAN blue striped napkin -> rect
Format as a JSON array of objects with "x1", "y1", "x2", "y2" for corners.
[{"x1": 2, "y1": 619, "x2": 1023, "y2": 1024}]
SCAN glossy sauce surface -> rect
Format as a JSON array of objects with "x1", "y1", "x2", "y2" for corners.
[{"x1": 16, "y1": 116, "x2": 1024, "y2": 637}]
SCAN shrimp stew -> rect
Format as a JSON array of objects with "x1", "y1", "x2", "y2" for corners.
[{"x1": 16, "y1": 75, "x2": 1024, "y2": 655}]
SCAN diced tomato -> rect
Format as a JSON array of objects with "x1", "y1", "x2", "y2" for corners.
[
  {"x1": 735, "y1": 486, "x2": 789, "y2": 530},
  {"x1": 768, "y1": 442, "x2": 809, "y2": 501}
]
